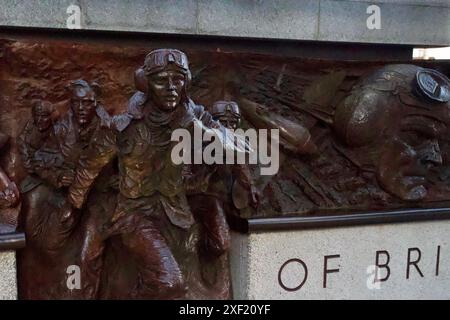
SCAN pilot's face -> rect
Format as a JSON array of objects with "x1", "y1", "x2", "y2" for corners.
[
  {"x1": 33, "y1": 110, "x2": 52, "y2": 132},
  {"x1": 148, "y1": 68, "x2": 185, "y2": 111},
  {"x1": 71, "y1": 91, "x2": 97, "y2": 126},
  {"x1": 214, "y1": 113, "x2": 240, "y2": 129},
  {"x1": 378, "y1": 116, "x2": 445, "y2": 201}
]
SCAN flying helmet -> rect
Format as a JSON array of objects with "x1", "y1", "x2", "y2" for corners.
[
  {"x1": 135, "y1": 49, "x2": 192, "y2": 94},
  {"x1": 211, "y1": 100, "x2": 241, "y2": 118},
  {"x1": 68, "y1": 79, "x2": 99, "y2": 101},
  {"x1": 334, "y1": 64, "x2": 450, "y2": 147}
]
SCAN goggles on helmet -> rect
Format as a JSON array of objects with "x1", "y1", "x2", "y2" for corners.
[
  {"x1": 143, "y1": 49, "x2": 191, "y2": 79},
  {"x1": 211, "y1": 101, "x2": 240, "y2": 117}
]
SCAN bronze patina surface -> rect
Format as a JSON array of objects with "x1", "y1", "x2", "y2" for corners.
[{"x1": 0, "y1": 35, "x2": 449, "y2": 299}]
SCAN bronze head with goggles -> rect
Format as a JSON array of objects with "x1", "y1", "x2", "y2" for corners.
[
  {"x1": 334, "y1": 64, "x2": 450, "y2": 201},
  {"x1": 141, "y1": 49, "x2": 192, "y2": 111},
  {"x1": 211, "y1": 101, "x2": 241, "y2": 129}
]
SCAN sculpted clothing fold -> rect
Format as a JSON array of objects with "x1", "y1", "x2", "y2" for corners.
[{"x1": 68, "y1": 92, "x2": 224, "y2": 298}]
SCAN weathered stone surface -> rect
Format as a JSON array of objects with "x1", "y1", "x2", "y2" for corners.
[
  {"x1": 347, "y1": 0, "x2": 450, "y2": 7},
  {"x1": 82, "y1": 0, "x2": 198, "y2": 34},
  {"x1": 0, "y1": 0, "x2": 77, "y2": 29},
  {"x1": 0, "y1": 0, "x2": 448, "y2": 46},
  {"x1": 0, "y1": 251, "x2": 17, "y2": 300},
  {"x1": 197, "y1": 0, "x2": 318, "y2": 40},
  {"x1": 231, "y1": 220, "x2": 450, "y2": 299},
  {"x1": 319, "y1": 0, "x2": 450, "y2": 46},
  {"x1": 229, "y1": 232, "x2": 250, "y2": 300}
]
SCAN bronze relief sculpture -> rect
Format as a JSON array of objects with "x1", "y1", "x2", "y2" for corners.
[
  {"x1": 188, "y1": 100, "x2": 259, "y2": 250},
  {"x1": 59, "y1": 49, "x2": 246, "y2": 299},
  {"x1": 233, "y1": 62, "x2": 450, "y2": 215},
  {"x1": 334, "y1": 64, "x2": 450, "y2": 202},
  {"x1": 0, "y1": 130, "x2": 19, "y2": 209},
  {"x1": 0, "y1": 38, "x2": 446, "y2": 299},
  {"x1": 17, "y1": 81, "x2": 116, "y2": 298}
]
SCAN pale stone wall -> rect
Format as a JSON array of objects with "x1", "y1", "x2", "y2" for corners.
[
  {"x1": 231, "y1": 220, "x2": 450, "y2": 299},
  {"x1": 0, "y1": 0, "x2": 448, "y2": 46},
  {"x1": 0, "y1": 251, "x2": 17, "y2": 300}
]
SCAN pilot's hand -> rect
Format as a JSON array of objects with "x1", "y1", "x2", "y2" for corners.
[
  {"x1": 0, "y1": 187, "x2": 18, "y2": 208},
  {"x1": 249, "y1": 185, "x2": 260, "y2": 209},
  {"x1": 58, "y1": 172, "x2": 75, "y2": 187}
]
